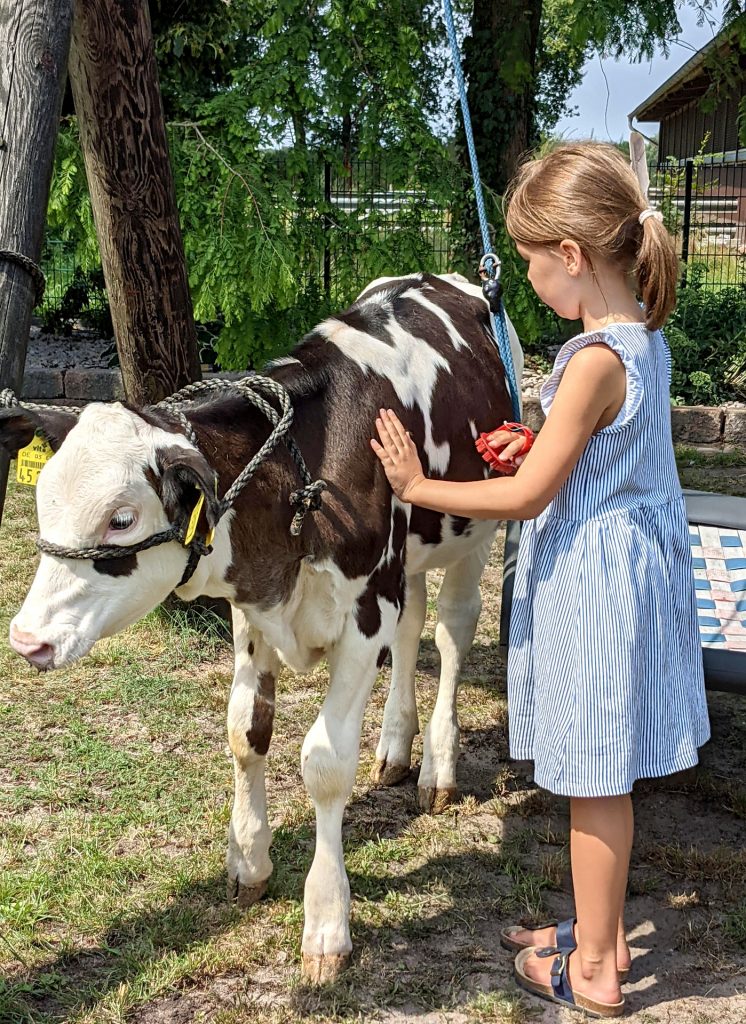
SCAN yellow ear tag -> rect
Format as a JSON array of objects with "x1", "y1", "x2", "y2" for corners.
[
  {"x1": 16, "y1": 433, "x2": 54, "y2": 487},
  {"x1": 184, "y1": 494, "x2": 215, "y2": 547},
  {"x1": 184, "y1": 494, "x2": 205, "y2": 546}
]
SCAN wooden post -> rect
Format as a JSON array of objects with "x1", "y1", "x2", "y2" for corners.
[
  {"x1": 68, "y1": 0, "x2": 201, "y2": 405},
  {"x1": 0, "y1": 0, "x2": 74, "y2": 520}
]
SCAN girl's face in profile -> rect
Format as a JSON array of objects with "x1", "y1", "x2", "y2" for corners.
[{"x1": 516, "y1": 241, "x2": 583, "y2": 323}]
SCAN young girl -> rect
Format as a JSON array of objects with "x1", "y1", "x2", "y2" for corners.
[{"x1": 370, "y1": 141, "x2": 710, "y2": 1019}]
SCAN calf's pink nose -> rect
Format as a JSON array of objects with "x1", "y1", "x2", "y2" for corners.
[{"x1": 9, "y1": 625, "x2": 55, "y2": 670}]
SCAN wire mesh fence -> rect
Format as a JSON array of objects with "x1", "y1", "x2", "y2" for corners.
[
  {"x1": 650, "y1": 159, "x2": 746, "y2": 289},
  {"x1": 36, "y1": 156, "x2": 745, "y2": 329},
  {"x1": 36, "y1": 239, "x2": 108, "y2": 328},
  {"x1": 268, "y1": 154, "x2": 457, "y2": 306}
]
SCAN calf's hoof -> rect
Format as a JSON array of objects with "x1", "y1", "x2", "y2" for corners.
[
  {"x1": 301, "y1": 951, "x2": 350, "y2": 985},
  {"x1": 418, "y1": 785, "x2": 458, "y2": 814},
  {"x1": 371, "y1": 758, "x2": 411, "y2": 787},
  {"x1": 227, "y1": 875, "x2": 268, "y2": 908}
]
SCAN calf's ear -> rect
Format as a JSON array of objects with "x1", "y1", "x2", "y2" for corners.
[
  {"x1": 0, "y1": 407, "x2": 78, "y2": 456},
  {"x1": 156, "y1": 445, "x2": 221, "y2": 530}
]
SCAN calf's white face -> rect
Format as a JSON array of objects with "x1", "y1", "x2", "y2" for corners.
[{"x1": 8, "y1": 404, "x2": 205, "y2": 671}]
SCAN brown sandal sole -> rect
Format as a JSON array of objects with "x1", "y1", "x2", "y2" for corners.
[
  {"x1": 500, "y1": 926, "x2": 631, "y2": 981},
  {"x1": 514, "y1": 947, "x2": 625, "y2": 1019}
]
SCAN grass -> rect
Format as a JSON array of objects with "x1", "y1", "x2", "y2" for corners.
[
  {"x1": 466, "y1": 990, "x2": 537, "y2": 1023},
  {"x1": 674, "y1": 446, "x2": 746, "y2": 470},
  {"x1": 674, "y1": 444, "x2": 746, "y2": 497},
  {"x1": 0, "y1": 463, "x2": 745, "y2": 1023}
]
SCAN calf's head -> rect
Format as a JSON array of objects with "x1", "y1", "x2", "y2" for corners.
[{"x1": 1, "y1": 403, "x2": 219, "y2": 670}]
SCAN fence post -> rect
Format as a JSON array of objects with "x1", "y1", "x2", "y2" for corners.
[
  {"x1": 0, "y1": 0, "x2": 74, "y2": 523},
  {"x1": 681, "y1": 158, "x2": 694, "y2": 286},
  {"x1": 323, "y1": 160, "x2": 331, "y2": 298}
]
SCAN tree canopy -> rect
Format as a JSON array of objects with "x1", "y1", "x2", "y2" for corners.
[{"x1": 47, "y1": 0, "x2": 744, "y2": 365}]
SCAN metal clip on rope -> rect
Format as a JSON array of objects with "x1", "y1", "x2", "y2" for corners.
[{"x1": 478, "y1": 253, "x2": 503, "y2": 314}]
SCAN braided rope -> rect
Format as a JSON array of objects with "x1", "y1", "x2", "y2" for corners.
[
  {"x1": 0, "y1": 388, "x2": 81, "y2": 415},
  {"x1": 159, "y1": 375, "x2": 326, "y2": 529},
  {"x1": 2, "y1": 373, "x2": 326, "y2": 563},
  {"x1": 35, "y1": 526, "x2": 215, "y2": 565},
  {"x1": 37, "y1": 526, "x2": 182, "y2": 560},
  {"x1": 0, "y1": 250, "x2": 46, "y2": 305}
]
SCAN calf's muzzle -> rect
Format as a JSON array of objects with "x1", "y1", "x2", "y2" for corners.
[{"x1": 9, "y1": 624, "x2": 55, "y2": 671}]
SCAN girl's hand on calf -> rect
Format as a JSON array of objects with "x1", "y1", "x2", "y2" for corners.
[{"x1": 371, "y1": 408, "x2": 426, "y2": 502}]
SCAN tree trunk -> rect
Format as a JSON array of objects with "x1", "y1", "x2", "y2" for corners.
[
  {"x1": 0, "y1": 0, "x2": 74, "y2": 519},
  {"x1": 68, "y1": 0, "x2": 201, "y2": 405},
  {"x1": 464, "y1": 0, "x2": 542, "y2": 194},
  {"x1": 457, "y1": 0, "x2": 542, "y2": 267}
]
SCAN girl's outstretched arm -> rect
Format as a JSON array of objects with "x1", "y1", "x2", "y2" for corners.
[{"x1": 371, "y1": 342, "x2": 626, "y2": 521}]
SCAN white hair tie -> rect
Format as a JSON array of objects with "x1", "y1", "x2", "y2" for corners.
[{"x1": 639, "y1": 208, "x2": 663, "y2": 226}]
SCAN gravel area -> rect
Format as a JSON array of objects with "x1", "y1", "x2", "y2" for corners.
[
  {"x1": 24, "y1": 325, "x2": 744, "y2": 410},
  {"x1": 27, "y1": 323, "x2": 117, "y2": 370},
  {"x1": 521, "y1": 360, "x2": 548, "y2": 400}
]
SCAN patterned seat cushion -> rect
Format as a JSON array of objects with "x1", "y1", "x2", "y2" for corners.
[{"x1": 690, "y1": 524, "x2": 746, "y2": 650}]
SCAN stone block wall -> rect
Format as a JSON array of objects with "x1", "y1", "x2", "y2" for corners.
[{"x1": 523, "y1": 397, "x2": 746, "y2": 447}]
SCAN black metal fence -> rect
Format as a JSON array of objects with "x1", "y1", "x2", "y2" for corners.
[
  {"x1": 36, "y1": 155, "x2": 456, "y2": 325},
  {"x1": 36, "y1": 156, "x2": 745, "y2": 327},
  {"x1": 317, "y1": 157, "x2": 455, "y2": 301},
  {"x1": 264, "y1": 154, "x2": 456, "y2": 307},
  {"x1": 650, "y1": 159, "x2": 746, "y2": 289},
  {"x1": 36, "y1": 241, "x2": 108, "y2": 323}
]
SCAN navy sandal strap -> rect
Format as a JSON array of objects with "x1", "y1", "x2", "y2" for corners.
[
  {"x1": 550, "y1": 950, "x2": 575, "y2": 1003},
  {"x1": 555, "y1": 916, "x2": 577, "y2": 952},
  {"x1": 534, "y1": 946, "x2": 576, "y2": 1007}
]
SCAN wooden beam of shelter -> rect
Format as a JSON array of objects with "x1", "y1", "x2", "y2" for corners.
[
  {"x1": 0, "y1": 0, "x2": 74, "y2": 521},
  {"x1": 68, "y1": 0, "x2": 201, "y2": 405}
]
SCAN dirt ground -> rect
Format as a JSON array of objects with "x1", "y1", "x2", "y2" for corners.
[
  {"x1": 120, "y1": 584, "x2": 746, "y2": 1024},
  {"x1": 1, "y1": 462, "x2": 745, "y2": 1024}
]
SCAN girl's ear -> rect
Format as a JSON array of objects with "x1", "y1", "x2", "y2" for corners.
[{"x1": 558, "y1": 239, "x2": 584, "y2": 277}]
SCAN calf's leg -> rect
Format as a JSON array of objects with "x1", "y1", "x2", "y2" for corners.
[
  {"x1": 418, "y1": 538, "x2": 492, "y2": 813},
  {"x1": 226, "y1": 606, "x2": 280, "y2": 907},
  {"x1": 372, "y1": 570, "x2": 426, "y2": 785},
  {"x1": 301, "y1": 600, "x2": 399, "y2": 983}
]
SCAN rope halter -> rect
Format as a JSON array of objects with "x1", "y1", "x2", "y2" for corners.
[{"x1": 1, "y1": 375, "x2": 327, "y2": 589}]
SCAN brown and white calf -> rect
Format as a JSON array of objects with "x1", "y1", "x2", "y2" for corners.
[{"x1": 2, "y1": 272, "x2": 521, "y2": 982}]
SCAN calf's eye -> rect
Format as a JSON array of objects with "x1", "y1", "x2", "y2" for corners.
[{"x1": 109, "y1": 510, "x2": 136, "y2": 531}]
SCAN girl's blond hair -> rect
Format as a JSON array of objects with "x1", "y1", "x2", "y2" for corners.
[{"x1": 504, "y1": 141, "x2": 679, "y2": 331}]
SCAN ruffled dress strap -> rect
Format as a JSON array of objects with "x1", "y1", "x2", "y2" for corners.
[{"x1": 539, "y1": 328, "x2": 644, "y2": 434}]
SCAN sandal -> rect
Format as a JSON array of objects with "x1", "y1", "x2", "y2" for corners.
[
  {"x1": 514, "y1": 945, "x2": 625, "y2": 1019},
  {"x1": 501, "y1": 917, "x2": 630, "y2": 981},
  {"x1": 500, "y1": 916, "x2": 576, "y2": 953}
]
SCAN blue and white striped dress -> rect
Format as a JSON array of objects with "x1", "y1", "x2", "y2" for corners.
[{"x1": 507, "y1": 323, "x2": 710, "y2": 798}]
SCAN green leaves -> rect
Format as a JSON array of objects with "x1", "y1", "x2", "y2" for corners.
[{"x1": 667, "y1": 278, "x2": 746, "y2": 405}]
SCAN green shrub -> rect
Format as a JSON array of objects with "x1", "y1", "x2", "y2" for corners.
[
  {"x1": 40, "y1": 267, "x2": 112, "y2": 338},
  {"x1": 44, "y1": 118, "x2": 463, "y2": 371},
  {"x1": 666, "y1": 264, "x2": 746, "y2": 405}
]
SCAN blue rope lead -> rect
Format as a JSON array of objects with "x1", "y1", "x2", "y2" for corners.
[{"x1": 441, "y1": 0, "x2": 520, "y2": 419}]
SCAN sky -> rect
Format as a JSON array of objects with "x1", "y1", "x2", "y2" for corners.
[{"x1": 554, "y1": 2, "x2": 728, "y2": 143}]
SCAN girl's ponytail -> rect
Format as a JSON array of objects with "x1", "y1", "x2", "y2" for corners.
[{"x1": 634, "y1": 214, "x2": 679, "y2": 331}]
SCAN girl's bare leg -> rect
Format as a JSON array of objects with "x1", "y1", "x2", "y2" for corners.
[
  {"x1": 519, "y1": 794, "x2": 633, "y2": 1005},
  {"x1": 509, "y1": 798, "x2": 633, "y2": 973}
]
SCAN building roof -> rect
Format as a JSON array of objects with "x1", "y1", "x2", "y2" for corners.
[{"x1": 629, "y1": 22, "x2": 743, "y2": 123}]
